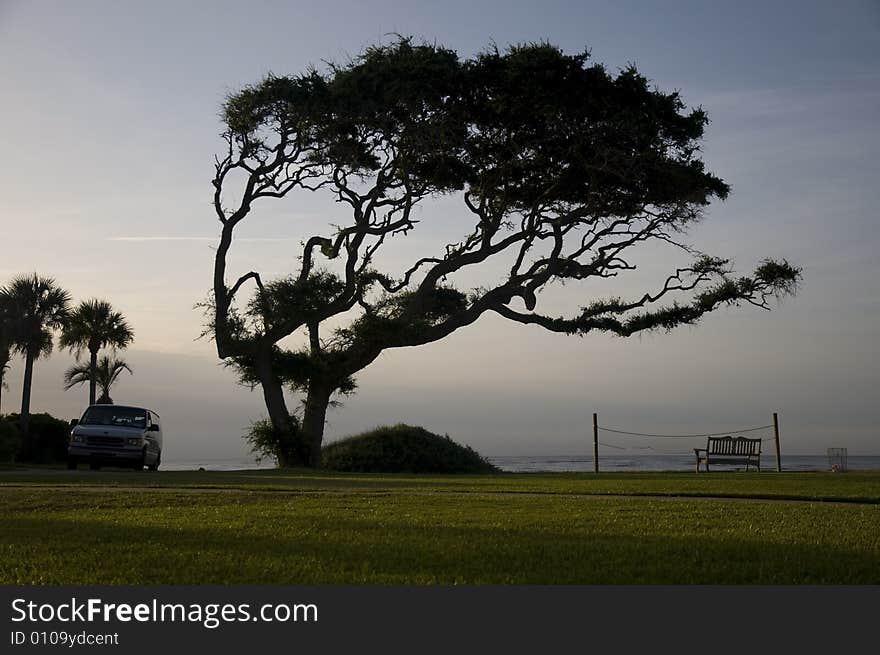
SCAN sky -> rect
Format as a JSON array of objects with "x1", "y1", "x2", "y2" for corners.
[{"x1": 0, "y1": 0, "x2": 878, "y2": 463}]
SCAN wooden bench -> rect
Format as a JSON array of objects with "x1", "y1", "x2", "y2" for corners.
[{"x1": 694, "y1": 436, "x2": 762, "y2": 472}]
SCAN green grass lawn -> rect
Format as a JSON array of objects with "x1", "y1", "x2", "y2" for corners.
[{"x1": 1, "y1": 469, "x2": 878, "y2": 584}]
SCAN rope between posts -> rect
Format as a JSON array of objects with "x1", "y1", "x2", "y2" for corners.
[
  {"x1": 597, "y1": 441, "x2": 627, "y2": 450},
  {"x1": 597, "y1": 424, "x2": 773, "y2": 438},
  {"x1": 591, "y1": 414, "x2": 782, "y2": 472},
  {"x1": 598, "y1": 442, "x2": 693, "y2": 454}
]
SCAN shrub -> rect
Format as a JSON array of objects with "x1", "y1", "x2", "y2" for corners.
[
  {"x1": 244, "y1": 416, "x2": 302, "y2": 467},
  {"x1": 321, "y1": 424, "x2": 498, "y2": 473},
  {"x1": 4, "y1": 413, "x2": 72, "y2": 463},
  {"x1": 0, "y1": 420, "x2": 22, "y2": 463}
]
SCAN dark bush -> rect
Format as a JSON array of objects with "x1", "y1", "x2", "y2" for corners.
[
  {"x1": 321, "y1": 424, "x2": 498, "y2": 473},
  {"x1": 244, "y1": 416, "x2": 303, "y2": 467},
  {"x1": 0, "y1": 419, "x2": 22, "y2": 463},
  {"x1": 3, "y1": 413, "x2": 71, "y2": 464}
]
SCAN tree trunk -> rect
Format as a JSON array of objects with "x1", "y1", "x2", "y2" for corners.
[
  {"x1": 275, "y1": 449, "x2": 291, "y2": 468},
  {"x1": 301, "y1": 381, "x2": 332, "y2": 468},
  {"x1": 89, "y1": 349, "x2": 98, "y2": 406},
  {"x1": 0, "y1": 375, "x2": 4, "y2": 415},
  {"x1": 20, "y1": 349, "x2": 35, "y2": 435},
  {"x1": 254, "y1": 348, "x2": 306, "y2": 467}
]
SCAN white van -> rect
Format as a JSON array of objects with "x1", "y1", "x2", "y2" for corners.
[{"x1": 67, "y1": 405, "x2": 163, "y2": 471}]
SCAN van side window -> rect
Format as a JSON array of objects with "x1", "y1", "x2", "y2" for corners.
[{"x1": 149, "y1": 412, "x2": 160, "y2": 430}]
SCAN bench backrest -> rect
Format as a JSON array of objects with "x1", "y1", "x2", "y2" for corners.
[{"x1": 707, "y1": 436, "x2": 762, "y2": 456}]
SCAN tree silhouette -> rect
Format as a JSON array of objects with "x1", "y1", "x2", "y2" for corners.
[
  {"x1": 209, "y1": 40, "x2": 801, "y2": 467},
  {"x1": 1, "y1": 274, "x2": 70, "y2": 433},
  {"x1": 0, "y1": 291, "x2": 13, "y2": 415},
  {"x1": 0, "y1": 349, "x2": 10, "y2": 415},
  {"x1": 60, "y1": 299, "x2": 134, "y2": 405},
  {"x1": 64, "y1": 355, "x2": 132, "y2": 405}
]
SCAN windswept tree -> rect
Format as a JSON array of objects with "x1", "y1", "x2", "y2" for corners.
[
  {"x1": 2, "y1": 274, "x2": 71, "y2": 433},
  {"x1": 64, "y1": 355, "x2": 132, "y2": 405},
  {"x1": 209, "y1": 40, "x2": 800, "y2": 467},
  {"x1": 60, "y1": 299, "x2": 134, "y2": 405}
]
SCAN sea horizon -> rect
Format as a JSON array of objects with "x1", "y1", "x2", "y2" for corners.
[{"x1": 159, "y1": 454, "x2": 880, "y2": 473}]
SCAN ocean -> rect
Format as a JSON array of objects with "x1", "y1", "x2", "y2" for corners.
[
  {"x1": 488, "y1": 454, "x2": 880, "y2": 473},
  {"x1": 162, "y1": 454, "x2": 880, "y2": 472}
]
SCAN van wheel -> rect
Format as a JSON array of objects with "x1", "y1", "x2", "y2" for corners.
[
  {"x1": 67, "y1": 458, "x2": 77, "y2": 470},
  {"x1": 148, "y1": 452, "x2": 161, "y2": 471},
  {"x1": 133, "y1": 448, "x2": 147, "y2": 470}
]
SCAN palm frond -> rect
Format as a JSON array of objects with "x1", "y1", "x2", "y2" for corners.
[
  {"x1": 59, "y1": 299, "x2": 134, "y2": 357},
  {"x1": 64, "y1": 355, "x2": 133, "y2": 394},
  {"x1": 1, "y1": 274, "x2": 70, "y2": 356}
]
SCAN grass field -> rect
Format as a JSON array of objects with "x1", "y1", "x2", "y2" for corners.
[{"x1": 1, "y1": 468, "x2": 878, "y2": 584}]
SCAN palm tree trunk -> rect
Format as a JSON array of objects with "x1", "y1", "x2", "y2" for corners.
[
  {"x1": 100, "y1": 380, "x2": 112, "y2": 404},
  {"x1": 20, "y1": 350, "x2": 35, "y2": 435},
  {"x1": 0, "y1": 376, "x2": 4, "y2": 415},
  {"x1": 88, "y1": 349, "x2": 98, "y2": 406}
]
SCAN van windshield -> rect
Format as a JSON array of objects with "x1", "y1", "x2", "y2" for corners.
[{"x1": 80, "y1": 406, "x2": 147, "y2": 429}]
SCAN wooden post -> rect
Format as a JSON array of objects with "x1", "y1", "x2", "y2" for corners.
[
  {"x1": 773, "y1": 412, "x2": 782, "y2": 472},
  {"x1": 593, "y1": 412, "x2": 599, "y2": 474}
]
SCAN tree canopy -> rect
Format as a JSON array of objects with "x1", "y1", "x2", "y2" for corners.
[
  {"x1": 209, "y1": 39, "x2": 800, "y2": 467},
  {"x1": 64, "y1": 355, "x2": 132, "y2": 405},
  {"x1": 1, "y1": 274, "x2": 70, "y2": 432},
  {"x1": 60, "y1": 299, "x2": 134, "y2": 405}
]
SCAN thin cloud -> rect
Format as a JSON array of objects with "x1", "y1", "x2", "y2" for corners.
[{"x1": 107, "y1": 236, "x2": 293, "y2": 242}]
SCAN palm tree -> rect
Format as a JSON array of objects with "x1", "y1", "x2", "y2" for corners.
[
  {"x1": 2, "y1": 274, "x2": 71, "y2": 433},
  {"x1": 0, "y1": 289, "x2": 13, "y2": 414},
  {"x1": 0, "y1": 346, "x2": 10, "y2": 415},
  {"x1": 0, "y1": 340, "x2": 11, "y2": 416},
  {"x1": 64, "y1": 355, "x2": 132, "y2": 405},
  {"x1": 60, "y1": 299, "x2": 134, "y2": 406}
]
